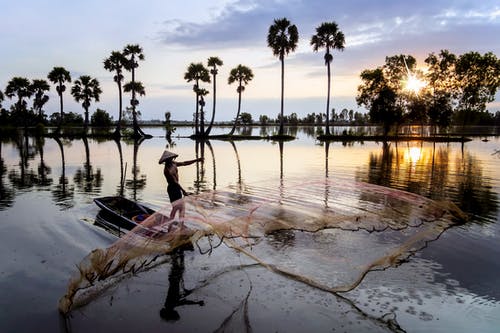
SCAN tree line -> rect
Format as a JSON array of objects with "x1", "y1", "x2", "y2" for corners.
[
  {"x1": 1, "y1": 18, "x2": 499, "y2": 139},
  {"x1": 356, "y1": 51, "x2": 500, "y2": 136}
]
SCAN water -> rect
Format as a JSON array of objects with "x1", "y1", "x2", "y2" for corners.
[{"x1": 0, "y1": 126, "x2": 499, "y2": 332}]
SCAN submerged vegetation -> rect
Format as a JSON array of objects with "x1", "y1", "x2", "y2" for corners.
[{"x1": 0, "y1": 18, "x2": 499, "y2": 141}]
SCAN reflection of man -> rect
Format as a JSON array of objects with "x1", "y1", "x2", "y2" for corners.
[
  {"x1": 160, "y1": 247, "x2": 204, "y2": 321},
  {"x1": 158, "y1": 150, "x2": 203, "y2": 221}
]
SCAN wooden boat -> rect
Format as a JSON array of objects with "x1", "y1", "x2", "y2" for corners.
[{"x1": 93, "y1": 196, "x2": 156, "y2": 231}]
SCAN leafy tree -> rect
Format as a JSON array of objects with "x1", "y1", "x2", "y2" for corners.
[
  {"x1": 228, "y1": 64, "x2": 254, "y2": 135},
  {"x1": 184, "y1": 62, "x2": 210, "y2": 135},
  {"x1": 71, "y1": 75, "x2": 102, "y2": 133},
  {"x1": 91, "y1": 108, "x2": 113, "y2": 127},
  {"x1": 47, "y1": 67, "x2": 71, "y2": 132},
  {"x1": 311, "y1": 21, "x2": 345, "y2": 135},
  {"x1": 267, "y1": 17, "x2": 299, "y2": 135},
  {"x1": 104, "y1": 51, "x2": 127, "y2": 136},
  {"x1": 5, "y1": 77, "x2": 33, "y2": 129},
  {"x1": 205, "y1": 56, "x2": 223, "y2": 136},
  {"x1": 425, "y1": 50, "x2": 457, "y2": 133},
  {"x1": 123, "y1": 44, "x2": 146, "y2": 138},
  {"x1": 31, "y1": 79, "x2": 50, "y2": 121},
  {"x1": 240, "y1": 112, "x2": 253, "y2": 125},
  {"x1": 356, "y1": 68, "x2": 402, "y2": 136},
  {"x1": 455, "y1": 51, "x2": 500, "y2": 115}
]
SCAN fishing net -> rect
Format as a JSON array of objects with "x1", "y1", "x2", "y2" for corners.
[{"x1": 58, "y1": 177, "x2": 467, "y2": 315}]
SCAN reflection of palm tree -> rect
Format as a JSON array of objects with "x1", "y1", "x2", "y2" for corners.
[
  {"x1": 35, "y1": 136, "x2": 52, "y2": 189},
  {"x1": 52, "y1": 137, "x2": 75, "y2": 209},
  {"x1": 194, "y1": 141, "x2": 207, "y2": 194},
  {"x1": 73, "y1": 137, "x2": 103, "y2": 194},
  {"x1": 114, "y1": 138, "x2": 125, "y2": 197},
  {"x1": 0, "y1": 142, "x2": 15, "y2": 210},
  {"x1": 324, "y1": 141, "x2": 330, "y2": 208},
  {"x1": 205, "y1": 141, "x2": 217, "y2": 190},
  {"x1": 267, "y1": 18, "x2": 299, "y2": 136},
  {"x1": 229, "y1": 141, "x2": 243, "y2": 192},
  {"x1": 8, "y1": 135, "x2": 37, "y2": 190},
  {"x1": 159, "y1": 247, "x2": 203, "y2": 321},
  {"x1": 125, "y1": 138, "x2": 147, "y2": 201}
]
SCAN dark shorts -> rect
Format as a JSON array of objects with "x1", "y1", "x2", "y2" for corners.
[{"x1": 167, "y1": 183, "x2": 183, "y2": 202}]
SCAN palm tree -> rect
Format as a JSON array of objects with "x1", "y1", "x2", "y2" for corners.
[
  {"x1": 184, "y1": 63, "x2": 210, "y2": 136},
  {"x1": 31, "y1": 79, "x2": 50, "y2": 121},
  {"x1": 71, "y1": 75, "x2": 102, "y2": 134},
  {"x1": 47, "y1": 67, "x2": 71, "y2": 132},
  {"x1": 267, "y1": 17, "x2": 299, "y2": 136},
  {"x1": 5, "y1": 77, "x2": 33, "y2": 130},
  {"x1": 205, "y1": 56, "x2": 223, "y2": 136},
  {"x1": 228, "y1": 65, "x2": 254, "y2": 135},
  {"x1": 197, "y1": 88, "x2": 209, "y2": 135},
  {"x1": 311, "y1": 22, "x2": 345, "y2": 136},
  {"x1": 104, "y1": 51, "x2": 127, "y2": 137},
  {"x1": 122, "y1": 44, "x2": 146, "y2": 138}
]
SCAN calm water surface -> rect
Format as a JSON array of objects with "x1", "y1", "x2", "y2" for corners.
[{"x1": 0, "y1": 126, "x2": 499, "y2": 332}]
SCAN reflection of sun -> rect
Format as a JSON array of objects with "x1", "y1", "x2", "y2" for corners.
[
  {"x1": 404, "y1": 74, "x2": 426, "y2": 95},
  {"x1": 406, "y1": 146, "x2": 422, "y2": 164}
]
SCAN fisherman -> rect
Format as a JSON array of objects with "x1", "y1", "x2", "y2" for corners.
[{"x1": 159, "y1": 150, "x2": 203, "y2": 221}]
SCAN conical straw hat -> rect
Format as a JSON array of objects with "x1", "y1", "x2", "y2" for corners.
[{"x1": 158, "y1": 150, "x2": 178, "y2": 164}]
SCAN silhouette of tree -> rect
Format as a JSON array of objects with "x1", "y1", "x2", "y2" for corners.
[
  {"x1": 197, "y1": 88, "x2": 209, "y2": 135},
  {"x1": 267, "y1": 17, "x2": 299, "y2": 136},
  {"x1": 31, "y1": 79, "x2": 50, "y2": 122},
  {"x1": 425, "y1": 50, "x2": 457, "y2": 134},
  {"x1": 104, "y1": 51, "x2": 127, "y2": 137},
  {"x1": 73, "y1": 137, "x2": 102, "y2": 194},
  {"x1": 5, "y1": 77, "x2": 33, "y2": 130},
  {"x1": 357, "y1": 68, "x2": 402, "y2": 136},
  {"x1": 123, "y1": 44, "x2": 147, "y2": 138},
  {"x1": 311, "y1": 21, "x2": 345, "y2": 136},
  {"x1": 71, "y1": 75, "x2": 102, "y2": 134},
  {"x1": 47, "y1": 67, "x2": 71, "y2": 133},
  {"x1": 205, "y1": 56, "x2": 223, "y2": 136},
  {"x1": 227, "y1": 65, "x2": 254, "y2": 135},
  {"x1": 184, "y1": 63, "x2": 210, "y2": 136}
]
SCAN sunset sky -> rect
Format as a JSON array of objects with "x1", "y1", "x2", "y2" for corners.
[{"x1": 1, "y1": 0, "x2": 499, "y2": 121}]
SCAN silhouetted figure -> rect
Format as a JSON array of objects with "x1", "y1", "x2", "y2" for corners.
[
  {"x1": 160, "y1": 247, "x2": 204, "y2": 321},
  {"x1": 159, "y1": 150, "x2": 203, "y2": 221}
]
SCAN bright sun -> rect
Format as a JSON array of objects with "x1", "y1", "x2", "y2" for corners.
[{"x1": 405, "y1": 74, "x2": 426, "y2": 95}]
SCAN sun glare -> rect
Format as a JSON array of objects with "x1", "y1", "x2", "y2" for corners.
[{"x1": 405, "y1": 74, "x2": 426, "y2": 95}]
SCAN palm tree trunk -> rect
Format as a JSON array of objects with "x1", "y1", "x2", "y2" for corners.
[
  {"x1": 206, "y1": 74, "x2": 216, "y2": 136},
  {"x1": 229, "y1": 86, "x2": 242, "y2": 135},
  {"x1": 326, "y1": 60, "x2": 331, "y2": 136},
  {"x1": 58, "y1": 89, "x2": 64, "y2": 132},
  {"x1": 131, "y1": 67, "x2": 139, "y2": 138},
  {"x1": 279, "y1": 57, "x2": 285, "y2": 136},
  {"x1": 115, "y1": 81, "x2": 123, "y2": 137},
  {"x1": 84, "y1": 106, "x2": 89, "y2": 135}
]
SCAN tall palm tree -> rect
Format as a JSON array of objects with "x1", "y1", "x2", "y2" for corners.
[
  {"x1": 31, "y1": 79, "x2": 50, "y2": 121},
  {"x1": 228, "y1": 65, "x2": 254, "y2": 135},
  {"x1": 184, "y1": 63, "x2": 210, "y2": 136},
  {"x1": 104, "y1": 51, "x2": 127, "y2": 137},
  {"x1": 71, "y1": 75, "x2": 102, "y2": 134},
  {"x1": 267, "y1": 17, "x2": 299, "y2": 136},
  {"x1": 311, "y1": 22, "x2": 345, "y2": 136},
  {"x1": 123, "y1": 44, "x2": 146, "y2": 138},
  {"x1": 197, "y1": 88, "x2": 209, "y2": 135},
  {"x1": 5, "y1": 77, "x2": 33, "y2": 130},
  {"x1": 47, "y1": 67, "x2": 71, "y2": 132},
  {"x1": 205, "y1": 56, "x2": 223, "y2": 136}
]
